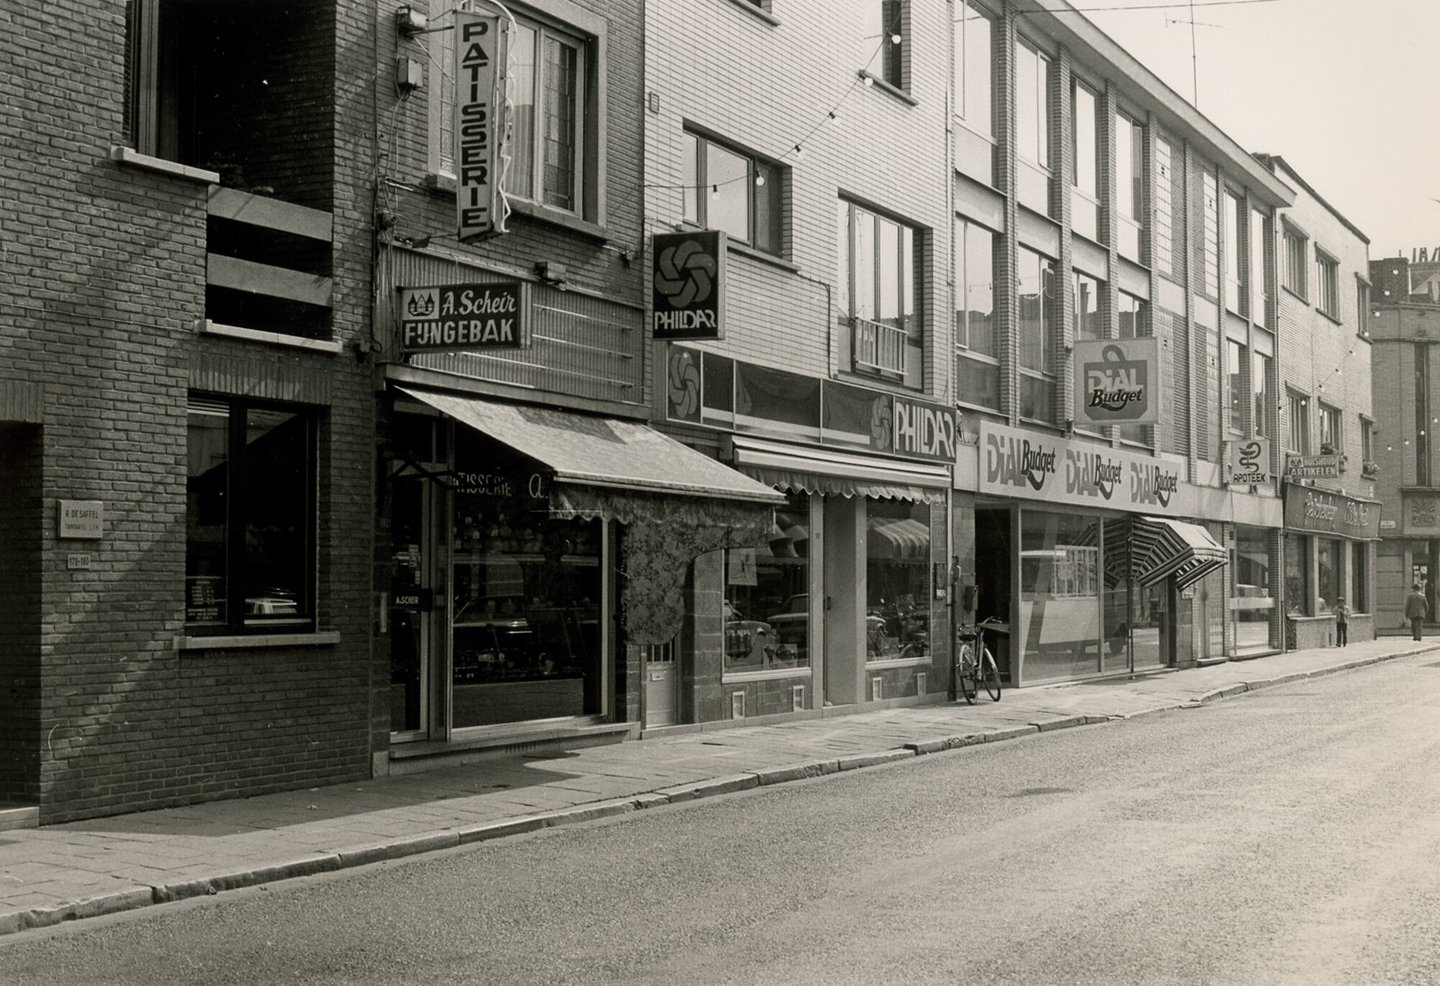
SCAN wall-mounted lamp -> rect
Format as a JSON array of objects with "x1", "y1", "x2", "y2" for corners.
[
  {"x1": 396, "y1": 5, "x2": 429, "y2": 37},
  {"x1": 536, "y1": 261, "x2": 569, "y2": 285}
]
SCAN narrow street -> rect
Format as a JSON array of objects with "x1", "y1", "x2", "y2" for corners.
[{"x1": 7, "y1": 653, "x2": 1440, "y2": 985}]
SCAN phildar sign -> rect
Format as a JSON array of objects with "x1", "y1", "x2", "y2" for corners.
[
  {"x1": 1072, "y1": 337, "x2": 1160, "y2": 427},
  {"x1": 454, "y1": 11, "x2": 508, "y2": 241},
  {"x1": 652, "y1": 229, "x2": 726, "y2": 340},
  {"x1": 398, "y1": 282, "x2": 530, "y2": 353},
  {"x1": 892, "y1": 395, "x2": 956, "y2": 464}
]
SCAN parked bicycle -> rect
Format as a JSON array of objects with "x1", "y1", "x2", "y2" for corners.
[{"x1": 955, "y1": 616, "x2": 1003, "y2": 704}]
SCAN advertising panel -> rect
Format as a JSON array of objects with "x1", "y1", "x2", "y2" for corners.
[
  {"x1": 1072, "y1": 337, "x2": 1160, "y2": 427},
  {"x1": 1285, "y1": 453, "x2": 1341, "y2": 480},
  {"x1": 652, "y1": 230, "x2": 726, "y2": 340},
  {"x1": 454, "y1": 12, "x2": 508, "y2": 241},
  {"x1": 398, "y1": 282, "x2": 530, "y2": 353},
  {"x1": 1283, "y1": 485, "x2": 1380, "y2": 539},
  {"x1": 978, "y1": 421, "x2": 1188, "y2": 515},
  {"x1": 1227, "y1": 437, "x2": 1271, "y2": 486}
]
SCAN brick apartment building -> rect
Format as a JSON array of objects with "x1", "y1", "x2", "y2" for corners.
[
  {"x1": 1, "y1": 0, "x2": 1382, "y2": 824},
  {"x1": 1368, "y1": 254, "x2": 1440, "y2": 630},
  {"x1": 0, "y1": 0, "x2": 378, "y2": 823},
  {"x1": 1255, "y1": 155, "x2": 1376, "y2": 648}
]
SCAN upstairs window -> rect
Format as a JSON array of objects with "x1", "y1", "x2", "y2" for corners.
[
  {"x1": 186, "y1": 397, "x2": 317, "y2": 633},
  {"x1": 1017, "y1": 247, "x2": 1058, "y2": 423},
  {"x1": 1199, "y1": 169, "x2": 1220, "y2": 300},
  {"x1": 1356, "y1": 277, "x2": 1371, "y2": 336},
  {"x1": 682, "y1": 131, "x2": 783, "y2": 256},
  {"x1": 1070, "y1": 79, "x2": 1100, "y2": 241},
  {"x1": 1282, "y1": 224, "x2": 1308, "y2": 298},
  {"x1": 955, "y1": 218, "x2": 999, "y2": 411},
  {"x1": 1319, "y1": 402, "x2": 1342, "y2": 454},
  {"x1": 1014, "y1": 39, "x2": 1053, "y2": 215},
  {"x1": 1114, "y1": 111, "x2": 1143, "y2": 261},
  {"x1": 1316, "y1": 249, "x2": 1340, "y2": 319},
  {"x1": 1224, "y1": 191, "x2": 1245, "y2": 315},
  {"x1": 1250, "y1": 209, "x2": 1269, "y2": 327},
  {"x1": 953, "y1": 0, "x2": 995, "y2": 183},
  {"x1": 434, "y1": 3, "x2": 604, "y2": 222},
  {"x1": 1227, "y1": 339, "x2": 1245, "y2": 435},
  {"x1": 839, "y1": 200, "x2": 923, "y2": 381},
  {"x1": 856, "y1": 1, "x2": 908, "y2": 91},
  {"x1": 1287, "y1": 390, "x2": 1310, "y2": 455},
  {"x1": 1253, "y1": 351, "x2": 1272, "y2": 439},
  {"x1": 1116, "y1": 292, "x2": 1152, "y2": 446}
]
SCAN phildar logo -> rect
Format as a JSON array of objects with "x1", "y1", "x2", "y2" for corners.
[
  {"x1": 652, "y1": 230, "x2": 725, "y2": 340},
  {"x1": 667, "y1": 348, "x2": 701, "y2": 421}
]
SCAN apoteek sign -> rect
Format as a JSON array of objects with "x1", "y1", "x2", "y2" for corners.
[
  {"x1": 652, "y1": 229, "x2": 726, "y2": 340},
  {"x1": 978, "y1": 421, "x2": 1188, "y2": 515},
  {"x1": 1072, "y1": 337, "x2": 1160, "y2": 427}
]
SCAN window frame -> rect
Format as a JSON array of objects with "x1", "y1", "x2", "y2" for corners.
[
  {"x1": 1224, "y1": 190, "x2": 1246, "y2": 316},
  {"x1": 1250, "y1": 208, "x2": 1269, "y2": 327},
  {"x1": 1356, "y1": 276, "x2": 1371, "y2": 337},
  {"x1": 1315, "y1": 247, "x2": 1340, "y2": 319},
  {"x1": 185, "y1": 395, "x2": 319, "y2": 635},
  {"x1": 953, "y1": 0, "x2": 994, "y2": 137},
  {"x1": 1017, "y1": 246, "x2": 1058, "y2": 424},
  {"x1": 430, "y1": 1, "x2": 607, "y2": 225},
  {"x1": 1318, "y1": 401, "x2": 1342, "y2": 454},
  {"x1": 682, "y1": 129, "x2": 784, "y2": 256},
  {"x1": 839, "y1": 198, "x2": 924, "y2": 382},
  {"x1": 1286, "y1": 389, "x2": 1311, "y2": 455},
  {"x1": 859, "y1": 0, "x2": 910, "y2": 92},
  {"x1": 1253, "y1": 350, "x2": 1272, "y2": 440},
  {"x1": 1282, "y1": 223, "x2": 1309, "y2": 300},
  {"x1": 954, "y1": 216, "x2": 1000, "y2": 411},
  {"x1": 1227, "y1": 338, "x2": 1246, "y2": 436}
]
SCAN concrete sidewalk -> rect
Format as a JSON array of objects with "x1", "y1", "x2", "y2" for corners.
[{"x1": 3, "y1": 638, "x2": 1435, "y2": 937}]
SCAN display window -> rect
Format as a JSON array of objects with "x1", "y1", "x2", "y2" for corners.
[
  {"x1": 724, "y1": 494, "x2": 810, "y2": 674},
  {"x1": 865, "y1": 498, "x2": 931, "y2": 661}
]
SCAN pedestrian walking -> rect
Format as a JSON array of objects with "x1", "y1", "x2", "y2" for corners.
[
  {"x1": 1405, "y1": 583, "x2": 1429, "y2": 641},
  {"x1": 1332, "y1": 596, "x2": 1350, "y2": 647}
]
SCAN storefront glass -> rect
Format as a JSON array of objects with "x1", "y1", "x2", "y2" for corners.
[
  {"x1": 1353, "y1": 544, "x2": 1368, "y2": 612},
  {"x1": 1100, "y1": 518, "x2": 1132, "y2": 674},
  {"x1": 724, "y1": 494, "x2": 810, "y2": 673},
  {"x1": 1020, "y1": 509, "x2": 1101, "y2": 680},
  {"x1": 1317, "y1": 538, "x2": 1340, "y2": 612},
  {"x1": 450, "y1": 487, "x2": 603, "y2": 728},
  {"x1": 1233, "y1": 525, "x2": 1275, "y2": 655},
  {"x1": 866, "y1": 498, "x2": 931, "y2": 660},
  {"x1": 1285, "y1": 534, "x2": 1309, "y2": 616}
]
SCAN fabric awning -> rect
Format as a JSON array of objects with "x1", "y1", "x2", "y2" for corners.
[
  {"x1": 398, "y1": 387, "x2": 783, "y2": 506},
  {"x1": 868, "y1": 517, "x2": 930, "y2": 560},
  {"x1": 725, "y1": 434, "x2": 950, "y2": 503},
  {"x1": 1132, "y1": 516, "x2": 1228, "y2": 590}
]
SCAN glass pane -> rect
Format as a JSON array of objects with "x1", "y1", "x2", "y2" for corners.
[
  {"x1": 1019, "y1": 373, "x2": 1055, "y2": 423},
  {"x1": 1073, "y1": 272, "x2": 1102, "y2": 343},
  {"x1": 242, "y1": 407, "x2": 309, "y2": 621},
  {"x1": 681, "y1": 132, "x2": 699, "y2": 225},
  {"x1": 956, "y1": 354, "x2": 1001, "y2": 410},
  {"x1": 1020, "y1": 509, "x2": 1101, "y2": 680},
  {"x1": 1117, "y1": 293, "x2": 1149, "y2": 444},
  {"x1": 1072, "y1": 83, "x2": 1097, "y2": 196},
  {"x1": 901, "y1": 225, "x2": 915, "y2": 329},
  {"x1": 1115, "y1": 114, "x2": 1135, "y2": 219},
  {"x1": 837, "y1": 201, "x2": 851, "y2": 319},
  {"x1": 186, "y1": 404, "x2": 229, "y2": 626},
  {"x1": 1228, "y1": 339, "x2": 1245, "y2": 434},
  {"x1": 1251, "y1": 209, "x2": 1267, "y2": 325},
  {"x1": 451, "y1": 506, "x2": 603, "y2": 727},
  {"x1": 1253, "y1": 352, "x2": 1271, "y2": 438},
  {"x1": 541, "y1": 34, "x2": 579, "y2": 210},
  {"x1": 866, "y1": 499, "x2": 931, "y2": 661},
  {"x1": 1285, "y1": 534, "x2": 1308, "y2": 616},
  {"x1": 388, "y1": 477, "x2": 425, "y2": 733},
  {"x1": 855, "y1": 209, "x2": 874, "y2": 322},
  {"x1": 1102, "y1": 518, "x2": 1135, "y2": 674},
  {"x1": 955, "y1": 1, "x2": 992, "y2": 134},
  {"x1": 962, "y1": 224, "x2": 996, "y2": 355},
  {"x1": 1225, "y1": 192, "x2": 1244, "y2": 312},
  {"x1": 506, "y1": 23, "x2": 537, "y2": 200},
  {"x1": 705, "y1": 141, "x2": 750, "y2": 243},
  {"x1": 754, "y1": 160, "x2": 779, "y2": 254},
  {"x1": 1017, "y1": 249, "x2": 1049, "y2": 373},
  {"x1": 725, "y1": 494, "x2": 811, "y2": 672},
  {"x1": 1234, "y1": 525, "x2": 1275, "y2": 655},
  {"x1": 878, "y1": 217, "x2": 899, "y2": 324},
  {"x1": 1072, "y1": 190, "x2": 1098, "y2": 242},
  {"x1": 1317, "y1": 539, "x2": 1339, "y2": 613}
]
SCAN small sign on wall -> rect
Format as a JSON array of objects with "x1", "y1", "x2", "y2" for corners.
[{"x1": 58, "y1": 500, "x2": 103, "y2": 539}]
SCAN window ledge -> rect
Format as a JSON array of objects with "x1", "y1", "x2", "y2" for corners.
[
  {"x1": 423, "y1": 174, "x2": 609, "y2": 242},
  {"x1": 1317, "y1": 309, "x2": 1344, "y2": 327},
  {"x1": 727, "y1": 239, "x2": 799, "y2": 273},
  {"x1": 718, "y1": 0, "x2": 780, "y2": 26},
  {"x1": 110, "y1": 145, "x2": 220, "y2": 184},
  {"x1": 857, "y1": 72, "x2": 919, "y2": 107},
  {"x1": 200, "y1": 320, "x2": 343, "y2": 353},
  {"x1": 180, "y1": 630, "x2": 340, "y2": 651},
  {"x1": 865, "y1": 657, "x2": 928, "y2": 670},
  {"x1": 722, "y1": 667, "x2": 812, "y2": 683},
  {"x1": 1282, "y1": 285, "x2": 1308, "y2": 305}
]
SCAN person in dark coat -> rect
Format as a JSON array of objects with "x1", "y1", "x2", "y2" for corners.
[
  {"x1": 1405, "y1": 584, "x2": 1429, "y2": 642},
  {"x1": 1332, "y1": 596, "x2": 1350, "y2": 647}
]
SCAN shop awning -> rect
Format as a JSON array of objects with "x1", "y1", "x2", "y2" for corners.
[
  {"x1": 1132, "y1": 516, "x2": 1228, "y2": 591},
  {"x1": 868, "y1": 517, "x2": 930, "y2": 560},
  {"x1": 724, "y1": 434, "x2": 950, "y2": 503},
  {"x1": 398, "y1": 387, "x2": 784, "y2": 505}
]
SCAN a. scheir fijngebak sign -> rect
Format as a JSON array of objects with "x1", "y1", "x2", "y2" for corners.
[{"x1": 978, "y1": 421, "x2": 1189, "y2": 514}]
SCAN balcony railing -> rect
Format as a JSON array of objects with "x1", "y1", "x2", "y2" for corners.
[{"x1": 853, "y1": 316, "x2": 908, "y2": 376}]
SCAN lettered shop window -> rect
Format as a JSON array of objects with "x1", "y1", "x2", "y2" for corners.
[
  {"x1": 186, "y1": 398, "x2": 316, "y2": 631},
  {"x1": 434, "y1": 4, "x2": 603, "y2": 221}
]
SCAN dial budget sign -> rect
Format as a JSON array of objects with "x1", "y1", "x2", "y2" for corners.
[{"x1": 1072, "y1": 337, "x2": 1160, "y2": 427}]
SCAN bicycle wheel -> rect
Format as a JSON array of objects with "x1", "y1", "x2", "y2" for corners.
[
  {"x1": 981, "y1": 646, "x2": 1002, "y2": 702},
  {"x1": 956, "y1": 642, "x2": 978, "y2": 704}
]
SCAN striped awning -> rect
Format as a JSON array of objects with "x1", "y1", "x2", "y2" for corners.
[
  {"x1": 867, "y1": 517, "x2": 930, "y2": 560},
  {"x1": 1131, "y1": 516, "x2": 1228, "y2": 590}
]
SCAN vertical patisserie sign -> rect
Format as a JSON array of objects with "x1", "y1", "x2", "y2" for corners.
[{"x1": 454, "y1": 11, "x2": 508, "y2": 241}]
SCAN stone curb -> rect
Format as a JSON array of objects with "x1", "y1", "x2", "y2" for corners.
[{"x1": 5, "y1": 645, "x2": 1435, "y2": 938}]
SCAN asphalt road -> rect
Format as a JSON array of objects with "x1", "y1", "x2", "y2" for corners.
[{"x1": 8, "y1": 653, "x2": 1440, "y2": 985}]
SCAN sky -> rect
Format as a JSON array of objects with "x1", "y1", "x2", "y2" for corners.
[{"x1": 1072, "y1": 0, "x2": 1438, "y2": 260}]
